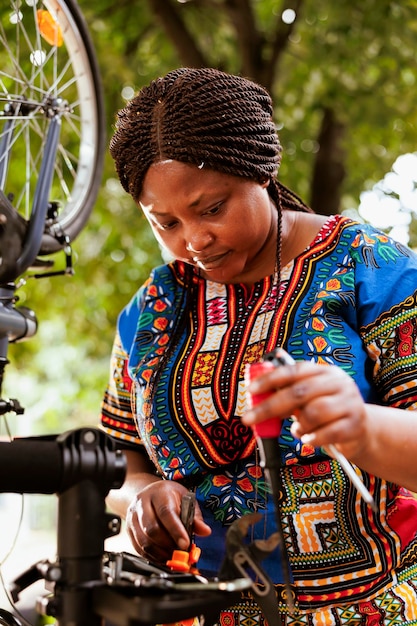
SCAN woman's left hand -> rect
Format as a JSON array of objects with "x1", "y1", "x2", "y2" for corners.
[{"x1": 243, "y1": 361, "x2": 369, "y2": 460}]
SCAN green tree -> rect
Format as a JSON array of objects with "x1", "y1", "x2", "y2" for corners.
[{"x1": 89, "y1": 0, "x2": 417, "y2": 212}]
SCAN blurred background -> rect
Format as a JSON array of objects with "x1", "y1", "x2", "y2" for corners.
[{"x1": 1, "y1": 0, "x2": 416, "y2": 616}]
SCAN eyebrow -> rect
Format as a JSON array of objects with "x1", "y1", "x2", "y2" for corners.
[{"x1": 145, "y1": 193, "x2": 204, "y2": 216}]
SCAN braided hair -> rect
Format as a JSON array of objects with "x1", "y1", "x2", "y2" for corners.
[
  {"x1": 109, "y1": 67, "x2": 310, "y2": 213},
  {"x1": 109, "y1": 68, "x2": 312, "y2": 408}
]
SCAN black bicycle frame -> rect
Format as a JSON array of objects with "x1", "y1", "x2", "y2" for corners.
[{"x1": 0, "y1": 429, "x2": 244, "y2": 626}]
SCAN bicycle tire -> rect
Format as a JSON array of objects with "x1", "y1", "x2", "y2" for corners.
[
  {"x1": 0, "y1": 610, "x2": 22, "y2": 626},
  {"x1": 0, "y1": 0, "x2": 105, "y2": 256}
]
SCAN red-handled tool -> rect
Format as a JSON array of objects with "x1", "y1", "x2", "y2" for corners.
[
  {"x1": 245, "y1": 355, "x2": 295, "y2": 613},
  {"x1": 261, "y1": 348, "x2": 376, "y2": 511}
]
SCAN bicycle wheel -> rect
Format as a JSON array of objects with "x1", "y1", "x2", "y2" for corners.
[
  {"x1": 0, "y1": 0, "x2": 105, "y2": 257},
  {"x1": 0, "y1": 610, "x2": 22, "y2": 626}
]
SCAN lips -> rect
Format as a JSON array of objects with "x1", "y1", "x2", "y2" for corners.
[{"x1": 193, "y1": 251, "x2": 229, "y2": 269}]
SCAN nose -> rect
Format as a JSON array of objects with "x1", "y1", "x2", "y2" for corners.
[{"x1": 185, "y1": 228, "x2": 213, "y2": 254}]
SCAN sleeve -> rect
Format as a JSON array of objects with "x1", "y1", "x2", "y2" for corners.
[
  {"x1": 100, "y1": 289, "x2": 146, "y2": 449},
  {"x1": 100, "y1": 263, "x2": 179, "y2": 448},
  {"x1": 354, "y1": 228, "x2": 417, "y2": 409},
  {"x1": 100, "y1": 328, "x2": 142, "y2": 449}
]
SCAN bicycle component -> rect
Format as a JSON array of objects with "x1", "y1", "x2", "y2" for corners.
[
  {"x1": 0, "y1": 285, "x2": 37, "y2": 343},
  {"x1": 0, "y1": 0, "x2": 106, "y2": 279},
  {"x1": 166, "y1": 492, "x2": 201, "y2": 573},
  {"x1": 0, "y1": 282, "x2": 38, "y2": 415},
  {"x1": 246, "y1": 361, "x2": 295, "y2": 613},
  {"x1": 0, "y1": 396, "x2": 24, "y2": 416},
  {"x1": 0, "y1": 192, "x2": 26, "y2": 284},
  {"x1": 263, "y1": 348, "x2": 377, "y2": 511},
  {"x1": 0, "y1": 427, "x2": 126, "y2": 495},
  {"x1": 180, "y1": 492, "x2": 196, "y2": 542},
  {"x1": 1, "y1": 428, "x2": 125, "y2": 626},
  {"x1": 90, "y1": 577, "x2": 243, "y2": 626},
  {"x1": 103, "y1": 551, "x2": 250, "y2": 592},
  {"x1": 219, "y1": 512, "x2": 284, "y2": 626},
  {"x1": 0, "y1": 427, "x2": 244, "y2": 626},
  {"x1": 0, "y1": 609, "x2": 22, "y2": 626}
]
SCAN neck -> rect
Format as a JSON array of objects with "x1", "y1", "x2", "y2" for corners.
[{"x1": 281, "y1": 210, "x2": 329, "y2": 266}]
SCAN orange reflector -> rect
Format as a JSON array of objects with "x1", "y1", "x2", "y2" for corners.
[{"x1": 36, "y1": 9, "x2": 63, "y2": 47}]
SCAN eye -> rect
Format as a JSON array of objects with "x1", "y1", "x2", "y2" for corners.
[
  {"x1": 159, "y1": 220, "x2": 178, "y2": 231},
  {"x1": 204, "y1": 203, "x2": 223, "y2": 216}
]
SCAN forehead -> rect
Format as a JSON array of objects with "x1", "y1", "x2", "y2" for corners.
[{"x1": 139, "y1": 160, "x2": 236, "y2": 208}]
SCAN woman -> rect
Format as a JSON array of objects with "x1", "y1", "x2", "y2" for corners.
[{"x1": 102, "y1": 67, "x2": 417, "y2": 624}]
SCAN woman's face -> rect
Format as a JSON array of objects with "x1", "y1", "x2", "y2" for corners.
[{"x1": 138, "y1": 160, "x2": 277, "y2": 285}]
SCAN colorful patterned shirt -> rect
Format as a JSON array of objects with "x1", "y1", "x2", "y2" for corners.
[{"x1": 101, "y1": 215, "x2": 417, "y2": 616}]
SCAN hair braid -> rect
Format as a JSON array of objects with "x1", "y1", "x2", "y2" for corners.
[{"x1": 110, "y1": 67, "x2": 283, "y2": 201}]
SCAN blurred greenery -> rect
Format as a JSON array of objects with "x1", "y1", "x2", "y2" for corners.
[{"x1": 3, "y1": 0, "x2": 417, "y2": 436}]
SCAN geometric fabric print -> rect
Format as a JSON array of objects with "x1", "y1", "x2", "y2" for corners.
[
  {"x1": 282, "y1": 459, "x2": 401, "y2": 609},
  {"x1": 235, "y1": 378, "x2": 249, "y2": 418},
  {"x1": 285, "y1": 460, "x2": 354, "y2": 562},
  {"x1": 337, "y1": 606, "x2": 362, "y2": 624},
  {"x1": 318, "y1": 523, "x2": 347, "y2": 552},
  {"x1": 192, "y1": 351, "x2": 218, "y2": 387},
  {"x1": 201, "y1": 323, "x2": 228, "y2": 352},
  {"x1": 191, "y1": 386, "x2": 219, "y2": 426},
  {"x1": 376, "y1": 591, "x2": 404, "y2": 620},
  {"x1": 237, "y1": 613, "x2": 258, "y2": 626},
  {"x1": 249, "y1": 310, "x2": 274, "y2": 345},
  {"x1": 207, "y1": 296, "x2": 228, "y2": 325},
  {"x1": 206, "y1": 279, "x2": 227, "y2": 304},
  {"x1": 361, "y1": 295, "x2": 417, "y2": 408},
  {"x1": 217, "y1": 574, "x2": 417, "y2": 625},
  {"x1": 292, "y1": 502, "x2": 340, "y2": 554},
  {"x1": 298, "y1": 478, "x2": 335, "y2": 500},
  {"x1": 168, "y1": 271, "x2": 278, "y2": 469}
]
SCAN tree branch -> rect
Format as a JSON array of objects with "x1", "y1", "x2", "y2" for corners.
[
  {"x1": 261, "y1": 0, "x2": 305, "y2": 90},
  {"x1": 223, "y1": 0, "x2": 265, "y2": 78},
  {"x1": 148, "y1": 0, "x2": 208, "y2": 67},
  {"x1": 310, "y1": 107, "x2": 346, "y2": 215}
]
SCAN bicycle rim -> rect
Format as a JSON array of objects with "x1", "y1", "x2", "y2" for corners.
[{"x1": 0, "y1": 0, "x2": 105, "y2": 255}]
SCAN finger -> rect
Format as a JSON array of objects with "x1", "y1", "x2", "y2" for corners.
[
  {"x1": 153, "y1": 498, "x2": 191, "y2": 550},
  {"x1": 291, "y1": 396, "x2": 367, "y2": 451},
  {"x1": 294, "y1": 390, "x2": 358, "y2": 430},
  {"x1": 126, "y1": 524, "x2": 169, "y2": 563},
  {"x1": 246, "y1": 364, "x2": 358, "y2": 426},
  {"x1": 193, "y1": 503, "x2": 212, "y2": 537},
  {"x1": 127, "y1": 499, "x2": 177, "y2": 562},
  {"x1": 243, "y1": 365, "x2": 327, "y2": 425},
  {"x1": 292, "y1": 413, "x2": 360, "y2": 444},
  {"x1": 247, "y1": 361, "x2": 318, "y2": 396},
  {"x1": 126, "y1": 515, "x2": 170, "y2": 562},
  {"x1": 290, "y1": 366, "x2": 355, "y2": 408}
]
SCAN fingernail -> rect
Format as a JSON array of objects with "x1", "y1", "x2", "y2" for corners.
[
  {"x1": 177, "y1": 537, "x2": 189, "y2": 550},
  {"x1": 301, "y1": 433, "x2": 315, "y2": 444},
  {"x1": 248, "y1": 380, "x2": 260, "y2": 393},
  {"x1": 243, "y1": 411, "x2": 254, "y2": 424}
]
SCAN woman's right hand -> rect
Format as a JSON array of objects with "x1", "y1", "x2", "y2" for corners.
[{"x1": 126, "y1": 479, "x2": 211, "y2": 564}]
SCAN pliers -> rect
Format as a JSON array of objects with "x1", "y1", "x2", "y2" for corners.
[
  {"x1": 166, "y1": 492, "x2": 201, "y2": 574},
  {"x1": 218, "y1": 512, "x2": 289, "y2": 626}
]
